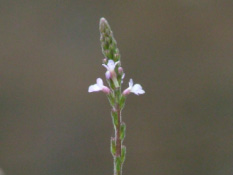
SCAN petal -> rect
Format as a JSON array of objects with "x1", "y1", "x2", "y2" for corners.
[
  {"x1": 131, "y1": 84, "x2": 145, "y2": 95},
  {"x1": 136, "y1": 89, "x2": 145, "y2": 95},
  {"x1": 88, "y1": 84, "x2": 102, "y2": 92},
  {"x1": 102, "y1": 86, "x2": 110, "y2": 94},
  {"x1": 96, "y1": 78, "x2": 104, "y2": 87},
  {"x1": 121, "y1": 73, "x2": 125, "y2": 84},
  {"x1": 107, "y1": 60, "x2": 115, "y2": 70},
  {"x1": 122, "y1": 87, "x2": 131, "y2": 96},
  {"x1": 105, "y1": 71, "x2": 111, "y2": 79},
  {"x1": 122, "y1": 73, "x2": 125, "y2": 79},
  {"x1": 128, "y1": 79, "x2": 133, "y2": 87},
  {"x1": 102, "y1": 64, "x2": 109, "y2": 70},
  {"x1": 114, "y1": 61, "x2": 120, "y2": 67},
  {"x1": 107, "y1": 60, "x2": 115, "y2": 66}
]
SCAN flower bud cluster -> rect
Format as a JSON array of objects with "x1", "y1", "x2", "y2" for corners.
[{"x1": 99, "y1": 18, "x2": 120, "y2": 63}]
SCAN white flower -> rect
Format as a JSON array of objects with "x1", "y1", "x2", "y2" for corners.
[
  {"x1": 123, "y1": 79, "x2": 145, "y2": 95},
  {"x1": 102, "y1": 59, "x2": 120, "y2": 88},
  {"x1": 102, "y1": 60, "x2": 119, "y2": 79},
  {"x1": 88, "y1": 78, "x2": 110, "y2": 94}
]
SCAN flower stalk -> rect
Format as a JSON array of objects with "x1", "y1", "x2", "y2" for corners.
[{"x1": 88, "y1": 17, "x2": 145, "y2": 175}]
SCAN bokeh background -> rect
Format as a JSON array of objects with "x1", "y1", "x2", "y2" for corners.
[{"x1": 0, "y1": 1, "x2": 233, "y2": 175}]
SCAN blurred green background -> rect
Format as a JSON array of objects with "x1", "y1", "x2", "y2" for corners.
[{"x1": 0, "y1": 1, "x2": 233, "y2": 175}]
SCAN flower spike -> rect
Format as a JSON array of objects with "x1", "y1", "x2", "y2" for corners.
[{"x1": 88, "y1": 17, "x2": 145, "y2": 175}]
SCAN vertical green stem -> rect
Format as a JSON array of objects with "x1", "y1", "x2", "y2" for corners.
[{"x1": 114, "y1": 105, "x2": 122, "y2": 175}]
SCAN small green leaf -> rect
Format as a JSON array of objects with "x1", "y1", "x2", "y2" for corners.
[
  {"x1": 115, "y1": 157, "x2": 121, "y2": 171},
  {"x1": 111, "y1": 110, "x2": 118, "y2": 126},
  {"x1": 109, "y1": 79, "x2": 115, "y2": 90},
  {"x1": 120, "y1": 123, "x2": 126, "y2": 140},
  {"x1": 121, "y1": 146, "x2": 126, "y2": 163},
  {"x1": 107, "y1": 93, "x2": 115, "y2": 107},
  {"x1": 110, "y1": 137, "x2": 116, "y2": 156},
  {"x1": 119, "y1": 95, "x2": 126, "y2": 109},
  {"x1": 117, "y1": 73, "x2": 122, "y2": 86}
]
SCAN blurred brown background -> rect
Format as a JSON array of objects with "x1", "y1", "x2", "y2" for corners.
[{"x1": 0, "y1": 1, "x2": 233, "y2": 175}]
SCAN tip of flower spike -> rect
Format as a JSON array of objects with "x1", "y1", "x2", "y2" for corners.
[
  {"x1": 118, "y1": 67, "x2": 123, "y2": 74},
  {"x1": 100, "y1": 17, "x2": 107, "y2": 24},
  {"x1": 99, "y1": 17, "x2": 109, "y2": 33}
]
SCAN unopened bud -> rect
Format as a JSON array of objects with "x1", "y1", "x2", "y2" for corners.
[
  {"x1": 109, "y1": 44, "x2": 115, "y2": 51},
  {"x1": 118, "y1": 67, "x2": 123, "y2": 74},
  {"x1": 105, "y1": 50, "x2": 110, "y2": 57},
  {"x1": 111, "y1": 137, "x2": 115, "y2": 142},
  {"x1": 114, "y1": 53, "x2": 120, "y2": 61},
  {"x1": 102, "y1": 86, "x2": 110, "y2": 94},
  {"x1": 105, "y1": 38, "x2": 111, "y2": 45},
  {"x1": 102, "y1": 58, "x2": 107, "y2": 64},
  {"x1": 112, "y1": 107, "x2": 117, "y2": 112},
  {"x1": 99, "y1": 17, "x2": 107, "y2": 33},
  {"x1": 114, "y1": 53, "x2": 119, "y2": 58}
]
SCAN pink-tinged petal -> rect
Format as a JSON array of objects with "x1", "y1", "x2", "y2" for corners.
[
  {"x1": 88, "y1": 78, "x2": 110, "y2": 94},
  {"x1": 105, "y1": 71, "x2": 111, "y2": 79},
  {"x1": 128, "y1": 79, "x2": 133, "y2": 87},
  {"x1": 122, "y1": 88, "x2": 131, "y2": 96},
  {"x1": 96, "y1": 78, "x2": 104, "y2": 87},
  {"x1": 102, "y1": 86, "x2": 111, "y2": 94},
  {"x1": 88, "y1": 84, "x2": 102, "y2": 92}
]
